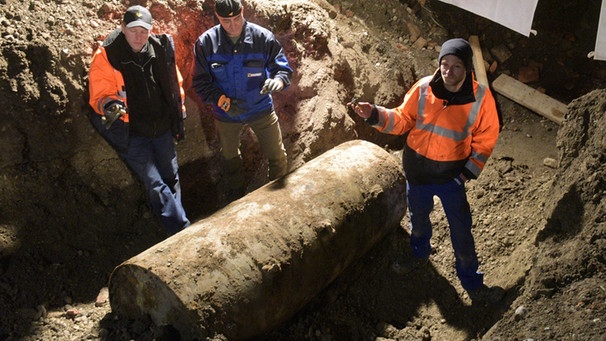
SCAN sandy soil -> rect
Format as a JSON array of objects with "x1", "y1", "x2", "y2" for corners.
[{"x1": 0, "y1": 0, "x2": 604, "y2": 340}]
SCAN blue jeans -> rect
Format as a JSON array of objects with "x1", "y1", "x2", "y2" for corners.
[
  {"x1": 121, "y1": 131, "x2": 190, "y2": 235},
  {"x1": 407, "y1": 179, "x2": 483, "y2": 291}
]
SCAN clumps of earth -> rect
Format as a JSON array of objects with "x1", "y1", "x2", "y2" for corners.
[{"x1": 0, "y1": 0, "x2": 604, "y2": 340}]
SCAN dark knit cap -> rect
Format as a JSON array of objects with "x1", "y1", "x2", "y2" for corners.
[
  {"x1": 215, "y1": 0, "x2": 242, "y2": 18},
  {"x1": 439, "y1": 38, "x2": 473, "y2": 72}
]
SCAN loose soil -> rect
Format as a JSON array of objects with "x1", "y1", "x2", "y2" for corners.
[{"x1": 0, "y1": 0, "x2": 604, "y2": 340}]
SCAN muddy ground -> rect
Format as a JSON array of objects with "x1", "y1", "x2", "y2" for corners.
[{"x1": 0, "y1": 0, "x2": 605, "y2": 340}]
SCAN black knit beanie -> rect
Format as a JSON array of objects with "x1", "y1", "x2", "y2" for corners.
[
  {"x1": 215, "y1": 0, "x2": 242, "y2": 18},
  {"x1": 439, "y1": 38, "x2": 473, "y2": 73}
]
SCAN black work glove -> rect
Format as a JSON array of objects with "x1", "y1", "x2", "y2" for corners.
[
  {"x1": 102, "y1": 101, "x2": 126, "y2": 129},
  {"x1": 226, "y1": 99, "x2": 247, "y2": 117}
]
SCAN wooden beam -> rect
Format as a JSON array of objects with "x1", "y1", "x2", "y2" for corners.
[
  {"x1": 469, "y1": 35, "x2": 488, "y2": 87},
  {"x1": 492, "y1": 73, "x2": 567, "y2": 125}
]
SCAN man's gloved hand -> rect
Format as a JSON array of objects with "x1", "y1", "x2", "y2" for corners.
[
  {"x1": 226, "y1": 99, "x2": 247, "y2": 117},
  {"x1": 218, "y1": 94, "x2": 231, "y2": 112},
  {"x1": 260, "y1": 78, "x2": 284, "y2": 94},
  {"x1": 102, "y1": 101, "x2": 126, "y2": 129},
  {"x1": 454, "y1": 173, "x2": 468, "y2": 186}
]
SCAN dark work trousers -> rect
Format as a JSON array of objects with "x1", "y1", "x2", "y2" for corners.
[
  {"x1": 407, "y1": 179, "x2": 484, "y2": 291},
  {"x1": 215, "y1": 111, "x2": 287, "y2": 191},
  {"x1": 121, "y1": 130, "x2": 190, "y2": 235}
]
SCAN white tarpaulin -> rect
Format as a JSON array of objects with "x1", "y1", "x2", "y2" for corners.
[
  {"x1": 437, "y1": 0, "x2": 539, "y2": 37},
  {"x1": 438, "y1": 0, "x2": 606, "y2": 61},
  {"x1": 596, "y1": 0, "x2": 606, "y2": 60}
]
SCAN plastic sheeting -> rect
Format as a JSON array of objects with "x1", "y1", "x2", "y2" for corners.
[
  {"x1": 438, "y1": 0, "x2": 606, "y2": 61},
  {"x1": 596, "y1": 0, "x2": 606, "y2": 60},
  {"x1": 437, "y1": 0, "x2": 538, "y2": 36}
]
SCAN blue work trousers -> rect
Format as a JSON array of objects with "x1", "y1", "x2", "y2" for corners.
[
  {"x1": 122, "y1": 130, "x2": 190, "y2": 236},
  {"x1": 407, "y1": 179, "x2": 483, "y2": 291}
]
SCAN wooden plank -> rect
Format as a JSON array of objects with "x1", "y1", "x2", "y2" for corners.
[
  {"x1": 492, "y1": 73, "x2": 567, "y2": 125},
  {"x1": 469, "y1": 35, "x2": 488, "y2": 86}
]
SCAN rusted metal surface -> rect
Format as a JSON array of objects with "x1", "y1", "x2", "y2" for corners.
[{"x1": 109, "y1": 140, "x2": 406, "y2": 340}]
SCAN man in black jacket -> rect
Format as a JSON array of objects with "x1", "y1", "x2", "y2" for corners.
[{"x1": 88, "y1": 5, "x2": 190, "y2": 236}]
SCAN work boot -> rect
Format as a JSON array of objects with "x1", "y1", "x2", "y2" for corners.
[{"x1": 467, "y1": 284, "x2": 506, "y2": 305}]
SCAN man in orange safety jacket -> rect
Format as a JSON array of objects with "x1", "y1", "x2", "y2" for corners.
[
  {"x1": 350, "y1": 38, "x2": 503, "y2": 304},
  {"x1": 88, "y1": 5, "x2": 190, "y2": 236}
]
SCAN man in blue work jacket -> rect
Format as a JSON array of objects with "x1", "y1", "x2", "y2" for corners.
[{"x1": 192, "y1": 0, "x2": 293, "y2": 202}]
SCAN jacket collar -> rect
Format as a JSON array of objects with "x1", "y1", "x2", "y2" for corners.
[
  {"x1": 429, "y1": 69, "x2": 476, "y2": 105},
  {"x1": 104, "y1": 29, "x2": 155, "y2": 63},
  {"x1": 218, "y1": 20, "x2": 252, "y2": 46}
]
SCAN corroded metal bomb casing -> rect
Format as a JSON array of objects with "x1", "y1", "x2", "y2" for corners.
[{"x1": 108, "y1": 140, "x2": 406, "y2": 340}]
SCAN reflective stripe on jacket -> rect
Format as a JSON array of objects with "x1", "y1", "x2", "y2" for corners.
[{"x1": 370, "y1": 74, "x2": 500, "y2": 185}]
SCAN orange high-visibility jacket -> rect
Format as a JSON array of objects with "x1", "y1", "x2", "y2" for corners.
[
  {"x1": 89, "y1": 45, "x2": 129, "y2": 122},
  {"x1": 88, "y1": 30, "x2": 186, "y2": 139},
  {"x1": 370, "y1": 74, "x2": 500, "y2": 185}
]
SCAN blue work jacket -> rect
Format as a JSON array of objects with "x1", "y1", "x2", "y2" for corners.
[{"x1": 192, "y1": 20, "x2": 292, "y2": 123}]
